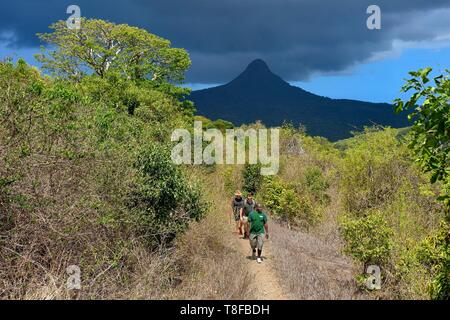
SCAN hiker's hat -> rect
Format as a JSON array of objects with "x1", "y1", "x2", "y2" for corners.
[{"x1": 235, "y1": 190, "x2": 242, "y2": 196}]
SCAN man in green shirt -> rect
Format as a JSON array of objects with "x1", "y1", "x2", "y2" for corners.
[{"x1": 248, "y1": 203, "x2": 269, "y2": 263}]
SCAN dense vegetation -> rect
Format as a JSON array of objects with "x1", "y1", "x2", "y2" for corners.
[
  {"x1": 394, "y1": 68, "x2": 449, "y2": 299},
  {"x1": 0, "y1": 18, "x2": 447, "y2": 300},
  {"x1": 0, "y1": 20, "x2": 208, "y2": 298},
  {"x1": 251, "y1": 124, "x2": 447, "y2": 299}
]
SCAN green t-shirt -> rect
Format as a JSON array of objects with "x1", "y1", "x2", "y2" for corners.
[{"x1": 248, "y1": 210, "x2": 268, "y2": 235}]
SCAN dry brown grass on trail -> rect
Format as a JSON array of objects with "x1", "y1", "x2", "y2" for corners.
[
  {"x1": 175, "y1": 186, "x2": 286, "y2": 301},
  {"x1": 270, "y1": 222, "x2": 367, "y2": 300},
  {"x1": 167, "y1": 213, "x2": 254, "y2": 300},
  {"x1": 164, "y1": 170, "x2": 255, "y2": 300},
  {"x1": 235, "y1": 229, "x2": 287, "y2": 300},
  {"x1": 269, "y1": 187, "x2": 369, "y2": 300}
]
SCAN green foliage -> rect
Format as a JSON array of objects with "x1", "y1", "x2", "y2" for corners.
[
  {"x1": 339, "y1": 128, "x2": 410, "y2": 215},
  {"x1": 259, "y1": 177, "x2": 286, "y2": 214},
  {"x1": 0, "y1": 48, "x2": 203, "y2": 296},
  {"x1": 417, "y1": 222, "x2": 450, "y2": 300},
  {"x1": 304, "y1": 166, "x2": 330, "y2": 203},
  {"x1": 260, "y1": 177, "x2": 316, "y2": 226},
  {"x1": 337, "y1": 127, "x2": 443, "y2": 298},
  {"x1": 36, "y1": 19, "x2": 191, "y2": 85},
  {"x1": 211, "y1": 119, "x2": 234, "y2": 132},
  {"x1": 394, "y1": 68, "x2": 450, "y2": 299},
  {"x1": 341, "y1": 211, "x2": 393, "y2": 265},
  {"x1": 394, "y1": 68, "x2": 449, "y2": 207},
  {"x1": 222, "y1": 165, "x2": 242, "y2": 197},
  {"x1": 129, "y1": 145, "x2": 207, "y2": 245},
  {"x1": 194, "y1": 116, "x2": 234, "y2": 132},
  {"x1": 242, "y1": 163, "x2": 263, "y2": 194}
]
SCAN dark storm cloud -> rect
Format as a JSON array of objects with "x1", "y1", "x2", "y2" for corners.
[{"x1": 1, "y1": 0, "x2": 449, "y2": 82}]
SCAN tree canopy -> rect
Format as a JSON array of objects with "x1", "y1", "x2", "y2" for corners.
[
  {"x1": 394, "y1": 68, "x2": 449, "y2": 209},
  {"x1": 36, "y1": 19, "x2": 191, "y2": 84},
  {"x1": 394, "y1": 68, "x2": 450, "y2": 300}
]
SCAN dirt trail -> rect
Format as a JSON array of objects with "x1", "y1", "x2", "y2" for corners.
[
  {"x1": 234, "y1": 232, "x2": 287, "y2": 300},
  {"x1": 229, "y1": 189, "x2": 367, "y2": 300},
  {"x1": 263, "y1": 187, "x2": 369, "y2": 300},
  {"x1": 226, "y1": 187, "x2": 367, "y2": 300},
  {"x1": 232, "y1": 222, "x2": 366, "y2": 300}
]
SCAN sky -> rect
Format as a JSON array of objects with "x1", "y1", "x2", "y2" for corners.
[{"x1": 0, "y1": 0, "x2": 449, "y2": 103}]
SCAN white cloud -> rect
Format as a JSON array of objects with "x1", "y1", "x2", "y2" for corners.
[{"x1": 369, "y1": 8, "x2": 450, "y2": 62}]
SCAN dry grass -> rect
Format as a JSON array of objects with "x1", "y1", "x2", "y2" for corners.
[
  {"x1": 266, "y1": 181, "x2": 368, "y2": 299},
  {"x1": 269, "y1": 220, "x2": 368, "y2": 300},
  {"x1": 168, "y1": 207, "x2": 254, "y2": 299},
  {"x1": 166, "y1": 166, "x2": 254, "y2": 300},
  {"x1": 0, "y1": 163, "x2": 253, "y2": 300},
  {"x1": 0, "y1": 117, "x2": 254, "y2": 300}
]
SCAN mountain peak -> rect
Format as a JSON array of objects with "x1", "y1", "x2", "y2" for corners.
[
  {"x1": 190, "y1": 59, "x2": 409, "y2": 141},
  {"x1": 245, "y1": 59, "x2": 271, "y2": 73},
  {"x1": 229, "y1": 58, "x2": 288, "y2": 88}
]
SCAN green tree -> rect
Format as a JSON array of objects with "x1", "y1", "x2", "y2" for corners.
[
  {"x1": 341, "y1": 211, "x2": 393, "y2": 266},
  {"x1": 394, "y1": 68, "x2": 449, "y2": 300},
  {"x1": 394, "y1": 68, "x2": 449, "y2": 207},
  {"x1": 36, "y1": 19, "x2": 191, "y2": 84},
  {"x1": 129, "y1": 145, "x2": 207, "y2": 246}
]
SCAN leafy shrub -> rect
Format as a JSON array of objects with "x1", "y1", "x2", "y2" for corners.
[
  {"x1": 260, "y1": 177, "x2": 317, "y2": 227},
  {"x1": 341, "y1": 211, "x2": 393, "y2": 265},
  {"x1": 394, "y1": 68, "x2": 449, "y2": 204},
  {"x1": 394, "y1": 68, "x2": 450, "y2": 300},
  {"x1": 304, "y1": 166, "x2": 330, "y2": 203},
  {"x1": 242, "y1": 163, "x2": 263, "y2": 194},
  {"x1": 222, "y1": 165, "x2": 243, "y2": 197},
  {"x1": 0, "y1": 57, "x2": 204, "y2": 298},
  {"x1": 339, "y1": 128, "x2": 410, "y2": 215},
  {"x1": 129, "y1": 144, "x2": 207, "y2": 246},
  {"x1": 417, "y1": 222, "x2": 450, "y2": 300}
]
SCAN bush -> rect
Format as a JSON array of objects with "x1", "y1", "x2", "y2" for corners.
[
  {"x1": 260, "y1": 177, "x2": 317, "y2": 227},
  {"x1": 242, "y1": 163, "x2": 263, "y2": 194},
  {"x1": 0, "y1": 58, "x2": 205, "y2": 298},
  {"x1": 341, "y1": 211, "x2": 392, "y2": 266},
  {"x1": 129, "y1": 145, "x2": 207, "y2": 246},
  {"x1": 417, "y1": 222, "x2": 450, "y2": 300},
  {"x1": 337, "y1": 127, "x2": 444, "y2": 298},
  {"x1": 394, "y1": 68, "x2": 450, "y2": 300},
  {"x1": 339, "y1": 128, "x2": 411, "y2": 215},
  {"x1": 222, "y1": 165, "x2": 243, "y2": 197},
  {"x1": 304, "y1": 166, "x2": 330, "y2": 203}
]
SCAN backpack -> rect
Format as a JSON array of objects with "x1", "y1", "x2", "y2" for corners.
[{"x1": 243, "y1": 198, "x2": 257, "y2": 216}]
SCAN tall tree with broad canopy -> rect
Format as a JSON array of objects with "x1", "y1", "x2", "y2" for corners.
[{"x1": 36, "y1": 19, "x2": 191, "y2": 84}]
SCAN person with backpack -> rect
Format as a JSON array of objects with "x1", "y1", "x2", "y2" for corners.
[
  {"x1": 248, "y1": 203, "x2": 269, "y2": 264},
  {"x1": 230, "y1": 190, "x2": 244, "y2": 235},
  {"x1": 240, "y1": 192, "x2": 257, "y2": 239}
]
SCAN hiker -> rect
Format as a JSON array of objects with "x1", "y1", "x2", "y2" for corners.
[
  {"x1": 248, "y1": 203, "x2": 269, "y2": 263},
  {"x1": 241, "y1": 192, "x2": 257, "y2": 239},
  {"x1": 230, "y1": 190, "x2": 244, "y2": 235}
]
